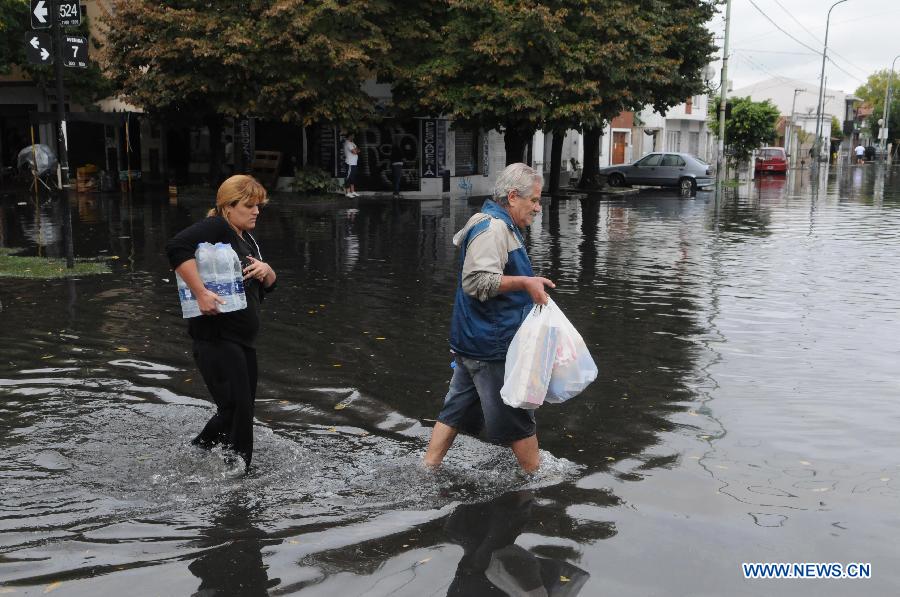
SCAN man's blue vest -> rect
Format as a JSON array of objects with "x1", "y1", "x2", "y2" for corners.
[{"x1": 449, "y1": 200, "x2": 535, "y2": 361}]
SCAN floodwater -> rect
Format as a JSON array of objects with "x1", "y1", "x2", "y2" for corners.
[{"x1": 2, "y1": 164, "x2": 900, "y2": 596}]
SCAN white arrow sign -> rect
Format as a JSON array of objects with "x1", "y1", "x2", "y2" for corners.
[
  {"x1": 41, "y1": 48, "x2": 50, "y2": 61},
  {"x1": 30, "y1": 36, "x2": 40, "y2": 49},
  {"x1": 33, "y1": 0, "x2": 48, "y2": 23}
]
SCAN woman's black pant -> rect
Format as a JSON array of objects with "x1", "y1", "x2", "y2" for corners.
[{"x1": 191, "y1": 339, "x2": 257, "y2": 467}]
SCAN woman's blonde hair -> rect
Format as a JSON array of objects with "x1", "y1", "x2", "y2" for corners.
[{"x1": 207, "y1": 175, "x2": 268, "y2": 218}]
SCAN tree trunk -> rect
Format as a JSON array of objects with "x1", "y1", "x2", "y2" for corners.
[
  {"x1": 503, "y1": 127, "x2": 530, "y2": 166},
  {"x1": 578, "y1": 127, "x2": 603, "y2": 189},
  {"x1": 548, "y1": 129, "x2": 565, "y2": 196}
]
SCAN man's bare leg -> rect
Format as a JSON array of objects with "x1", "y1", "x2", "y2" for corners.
[
  {"x1": 424, "y1": 422, "x2": 459, "y2": 469},
  {"x1": 510, "y1": 435, "x2": 540, "y2": 473}
]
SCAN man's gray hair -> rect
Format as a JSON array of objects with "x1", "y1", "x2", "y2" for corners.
[{"x1": 493, "y1": 163, "x2": 542, "y2": 206}]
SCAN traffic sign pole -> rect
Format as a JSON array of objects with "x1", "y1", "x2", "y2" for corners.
[{"x1": 51, "y1": 0, "x2": 70, "y2": 187}]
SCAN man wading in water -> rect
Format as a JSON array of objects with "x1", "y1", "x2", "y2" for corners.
[{"x1": 424, "y1": 163, "x2": 554, "y2": 473}]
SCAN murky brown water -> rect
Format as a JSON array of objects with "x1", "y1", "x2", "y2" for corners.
[{"x1": 2, "y1": 164, "x2": 900, "y2": 595}]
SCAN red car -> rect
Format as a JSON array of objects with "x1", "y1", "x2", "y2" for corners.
[{"x1": 755, "y1": 147, "x2": 788, "y2": 174}]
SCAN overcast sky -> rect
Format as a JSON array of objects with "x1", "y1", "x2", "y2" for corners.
[{"x1": 708, "y1": 0, "x2": 900, "y2": 95}]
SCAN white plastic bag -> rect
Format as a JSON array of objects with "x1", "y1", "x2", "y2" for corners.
[
  {"x1": 545, "y1": 301, "x2": 597, "y2": 403},
  {"x1": 501, "y1": 299, "x2": 597, "y2": 409},
  {"x1": 501, "y1": 304, "x2": 558, "y2": 409}
]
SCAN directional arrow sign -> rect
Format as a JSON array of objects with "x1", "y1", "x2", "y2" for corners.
[
  {"x1": 63, "y1": 35, "x2": 88, "y2": 68},
  {"x1": 58, "y1": 1, "x2": 81, "y2": 27},
  {"x1": 30, "y1": 0, "x2": 50, "y2": 28},
  {"x1": 24, "y1": 32, "x2": 52, "y2": 65}
]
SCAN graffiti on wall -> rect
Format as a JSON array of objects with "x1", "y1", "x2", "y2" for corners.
[{"x1": 317, "y1": 121, "x2": 420, "y2": 192}]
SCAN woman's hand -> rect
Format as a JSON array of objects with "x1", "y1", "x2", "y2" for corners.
[
  {"x1": 243, "y1": 256, "x2": 274, "y2": 284},
  {"x1": 198, "y1": 289, "x2": 226, "y2": 315}
]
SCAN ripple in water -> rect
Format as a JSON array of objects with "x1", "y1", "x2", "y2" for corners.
[{"x1": 0, "y1": 372, "x2": 582, "y2": 553}]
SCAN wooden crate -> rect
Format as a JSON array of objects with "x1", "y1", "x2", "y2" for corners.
[{"x1": 250, "y1": 151, "x2": 282, "y2": 188}]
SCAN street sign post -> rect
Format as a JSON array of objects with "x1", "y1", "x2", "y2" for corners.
[
  {"x1": 57, "y1": 1, "x2": 80, "y2": 27},
  {"x1": 30, "y1": 0, "x2": 50, "y2": 28},
  {"x1": 62, "y1": 35, "x2": 87, "y2": 68},
  {"x1": 24, "y1": 32, "x2": 53, "y2": 64}
]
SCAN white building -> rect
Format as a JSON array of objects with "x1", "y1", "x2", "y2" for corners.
[
  {"x1": 632, "y1": 94, "x2": 713, "y2": 162},
  {"x1": 730, "y1": 77, "x2": 847, "y2": 159}
]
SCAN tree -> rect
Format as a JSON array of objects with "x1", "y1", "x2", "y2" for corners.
[
  {"x1": 389, "y1": 1, "x2": 571, "y2": 166},
  {"x1": 709, "y1": 96, "x2": 779, "y2": 165},
  {"x1": 576, "y1": 0, "x2": 719, "y2": 189},
  {"x1": 101, "y1": 0, "x2": 392, "y2": 184},
  {"x1": 387, "y1": 0, "x2": 717, "y2": 190},
  {"x1": 854, "y1": 70, "x2": 900, "y2": 145}
]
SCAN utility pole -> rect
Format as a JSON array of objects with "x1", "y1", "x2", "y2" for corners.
[
  {"x1": 786, "y1": 88, "x2": 805, "y2": 165},
  {"x1": 880, "y1": 55, "x2": 900, "y2": 163},
  {"x1": 715, "y1": 0, "x2": 732, "y2": 199},
  {"x1": 50, "y1": 0, "x2": 70, "y2": 188},
  {"x1": 813, "y1": 0, "x2": 849, "y2": 165}
]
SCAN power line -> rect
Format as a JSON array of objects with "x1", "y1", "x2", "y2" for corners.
[
  {"x1": 746, "y1": 0, "x2": 821, "y2": 54},
  {"x1": 772, "y1": 0, "x2": 823, "y2": 44},
  {"x1": 746, "y1": 0, "x2": 864, "y2": 85},
  {"x1": 768, "y1": 0, "x2": 872, "y2": 79},
  {"x1": 732, "y1": 48, "x2": 817, "y2": 56}
]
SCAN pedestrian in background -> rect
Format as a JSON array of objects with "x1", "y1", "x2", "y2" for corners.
[
  {"x1": 390, "y1": 136, "x2": 404, "y2": 199},
  {"x1": 166, "y1": 175, "x2": 277, "y2": 473},
  {"x1": 424, "y1": 163, "x2": 554, "y2": 473},
  {"x1": 343, "y1": 133, "x2": 360, "y2": 198},
  {"x1": 224, "y1": 135, "x2": 235, "y2": 176}
]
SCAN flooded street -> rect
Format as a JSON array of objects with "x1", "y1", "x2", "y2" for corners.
[{"x1": 2, "y1": 165, "x2": 900, "y2": 596}]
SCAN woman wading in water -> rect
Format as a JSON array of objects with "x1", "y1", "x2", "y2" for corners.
[{"x1": 166, "y1": 175, "x2": 277, "y2": 472}]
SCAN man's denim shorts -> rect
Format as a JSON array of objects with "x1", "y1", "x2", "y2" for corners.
[{"x1": 436, "y1": 355, "x2": 536, "y2": 444}]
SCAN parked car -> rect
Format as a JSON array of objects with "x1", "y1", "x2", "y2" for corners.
[
  {"x1": 599, "y1": 152, "x2": 714, "y2": 193},
  {"x1": 754, "y1": 147, "x2": 787, "y2": 174}
]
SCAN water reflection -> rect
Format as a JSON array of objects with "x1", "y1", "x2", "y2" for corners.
[
  {"x1": 189, "y1": 503, "x2": 278, "y2": 597},
  {"x1": 3, "y1": 165, "x2": 900, "y2": 594},
  {"x1": 444, "y1": 491, "x2": 589, "y2": 596}
]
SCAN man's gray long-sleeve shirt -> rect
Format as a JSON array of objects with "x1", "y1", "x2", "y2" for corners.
[{"x1": 452, "y1": 212, "x2": 524, "y2": 302}]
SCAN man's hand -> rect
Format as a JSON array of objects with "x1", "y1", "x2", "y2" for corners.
[
  {"x1": 523, "y1": 276, "x2": 555, "y2": 305},
  {"x1": 198, "y1": 289, "x2": 226, "y2": 315}
]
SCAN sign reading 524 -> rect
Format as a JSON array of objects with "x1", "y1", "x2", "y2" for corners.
[
  {"x1": 30, "y1": 0, "x2": 81, "y2": 28},
  {"x1": 58, "y1": 1, "x2": 81, "y2": 27}
]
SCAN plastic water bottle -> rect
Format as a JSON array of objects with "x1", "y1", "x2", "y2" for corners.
[
  {"x1": 212, "y1": 243, "x2": 246, "y2": 313},
  {"x1": 175, "y1": 271, "x2": 201, "y2": 318},
  {"x1": 173, "y1": 242, "x2": 247, "y2": 317}
]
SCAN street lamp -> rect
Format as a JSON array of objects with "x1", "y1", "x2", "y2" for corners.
[
  {"x1": 813, "y1": 0, "x2": 849, "y2": 164},
  {"x1": 879, "y1": 54, "x2": 900, "y2": 162}
]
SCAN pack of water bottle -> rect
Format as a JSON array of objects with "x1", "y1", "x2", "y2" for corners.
[{"x1": 175, "y1": 242, "x2": 247, "y2": 318}]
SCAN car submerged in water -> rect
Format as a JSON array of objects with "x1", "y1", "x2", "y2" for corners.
[{"x1": 599, "y1": 152, "x2": 714, "y2": 193}]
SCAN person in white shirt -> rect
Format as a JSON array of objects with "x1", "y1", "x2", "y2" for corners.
[
  {"x1": 343, "y1": 133, "x2": 360, "y2": 197},
  {"x1": 854, "y1": 144, "x2": 865, "y2": 165}
]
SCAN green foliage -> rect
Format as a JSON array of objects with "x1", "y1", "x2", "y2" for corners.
[
  {"x1": 102, "y1": 0, "x2": 391, "y2": 128},
  {"x1": 389, "y1": 0, "x2": 716, "y2": 133},
  {"x1": 0, "y1": 0, "x2": 28, "y2": 75},
  {"x1": 291, "y1": 166, "x2": 340, "y2": 194},
  {"x1": 855, "y1": 70, "x2": 900, "y2": 143},
  {"x1": 0, "y1": 248, "x2": 110, "y2": 278},
  {"x1": 709, "y1": 96, "x2": 779, "y2": 163},
  {"x1": 830, "y1": 116, "x2": 841, "y2": 137}
]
